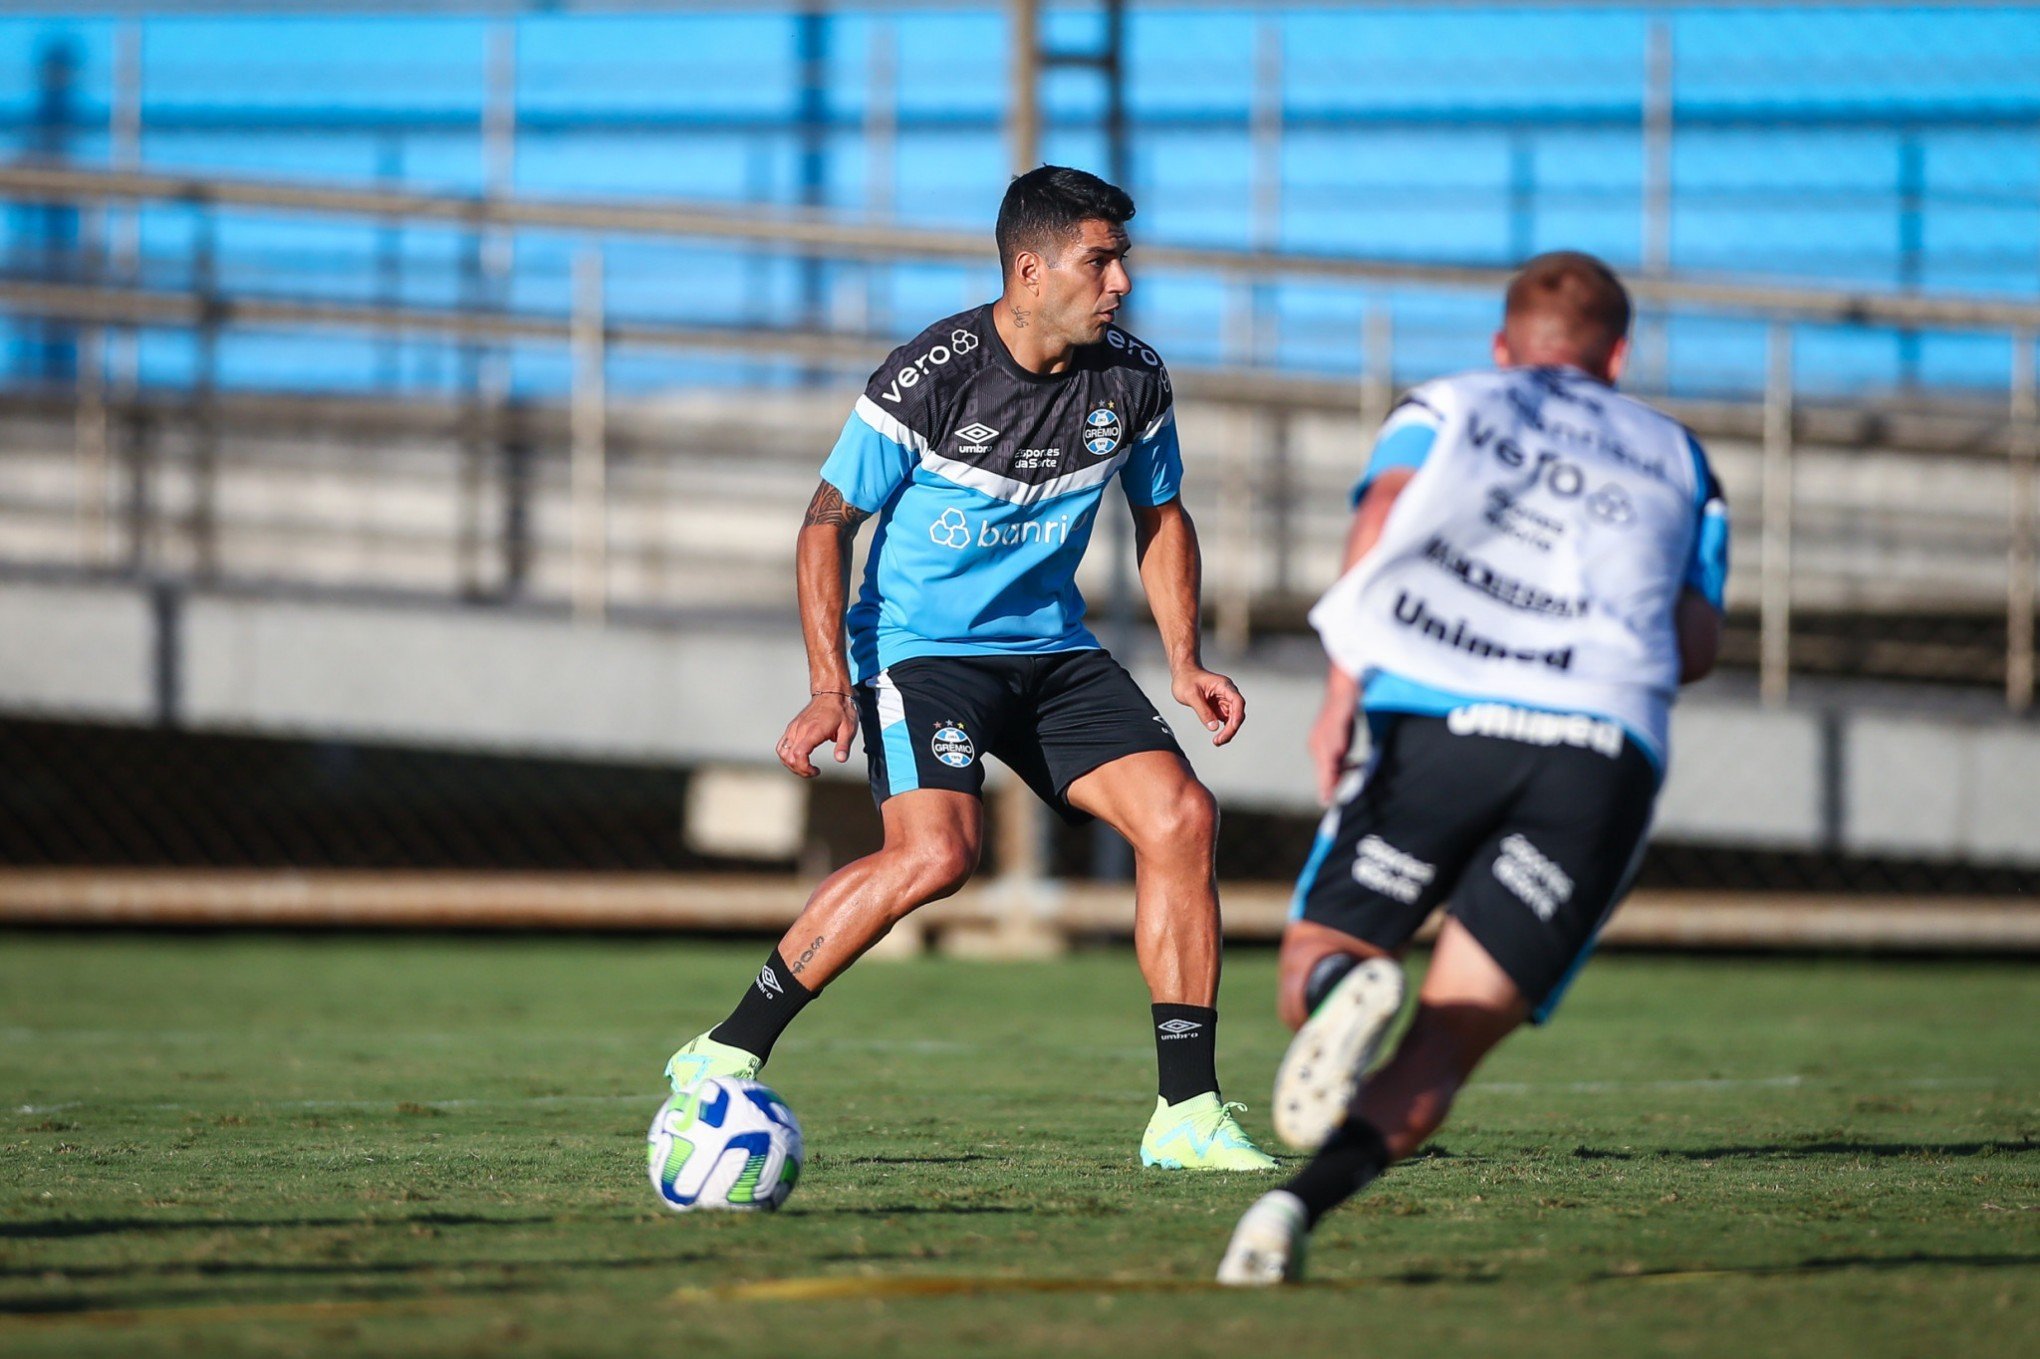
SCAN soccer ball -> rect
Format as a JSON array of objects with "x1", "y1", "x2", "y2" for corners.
[{"x1": 645, "y1": 1077, "x2": 804, "y2": 1212}]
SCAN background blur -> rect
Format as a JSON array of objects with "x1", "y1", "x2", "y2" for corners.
[{"x1": 0, "y1": 1, "x2": 2035, "y2": 950}]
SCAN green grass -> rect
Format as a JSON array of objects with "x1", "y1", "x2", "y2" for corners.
[{"x1": 2, "y1": 932, "x2": 2034, "y2": 1358}]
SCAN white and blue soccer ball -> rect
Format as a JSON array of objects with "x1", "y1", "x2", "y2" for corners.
[{"x1": 646, "y1": 1077, "x2": 804, "y2": 1212}]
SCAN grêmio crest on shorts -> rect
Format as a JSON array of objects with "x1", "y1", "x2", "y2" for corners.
[{"x1": 820, "y1": 304, "x2": 1185, "y2": 682}]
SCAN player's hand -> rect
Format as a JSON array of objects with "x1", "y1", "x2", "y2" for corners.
[
  {"x1": 777, "y1": 693, "x2": 857, "y2": 778},
  {"x1": 1306, "y1": 697, "x2": 1355, "y2": 806},
  {"x1": 1171, "y1": 667, "x2": 1246, "y2": 747}
]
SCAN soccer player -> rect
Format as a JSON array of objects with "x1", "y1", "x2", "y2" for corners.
[
  {"x1": 1217, "y1": 252, "x2": 1730, "y2": 1279},
  {"x1": 663, "y1": 166, "x2": 1275, "y2": 1171}
]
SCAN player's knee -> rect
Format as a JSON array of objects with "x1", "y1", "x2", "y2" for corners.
[
  {"x1": 1127, "y1": 780, "x2": 1218, "y2": 855},
  {"x1": 898, "y1": 839, "x2": 979, "y2": 904},
  {"x1": 1277, "y1": 925, "x2": 1377, "y2": 1031},
  {"x1": 1178, "y1": 783, "x2": 1220, "y2": 848},
  {"x1": 1275, "y1": 940, "x2": 1318, "y2": 1031}
]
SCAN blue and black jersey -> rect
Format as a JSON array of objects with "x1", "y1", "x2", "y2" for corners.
[{"x1": 820, "y1": 304, "x2": 1182, "y2": 683}]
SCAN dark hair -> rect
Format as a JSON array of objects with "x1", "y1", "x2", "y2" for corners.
[
  {"x1": 1503, "y1": 251, "x2": 1632, "y2": 366},
  {"x1": 995, "y1": 165, "x2": 1136, "y2": 276}
]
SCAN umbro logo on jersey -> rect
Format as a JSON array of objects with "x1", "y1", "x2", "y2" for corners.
[
  {"x1": 1157, "y1": 1018, "x2": 1203, "y2": 1039},
  {"x1": 954, "y1": 422, "x2": 1000, "y2": 454}
]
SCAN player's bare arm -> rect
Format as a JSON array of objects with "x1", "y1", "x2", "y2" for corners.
[
  {"x1": 1128, "y1": 496, "x2": 1244, "y2": 746},
  {"x1": 1676, "y1": 587, "x2": 1723, "y2": 683},
  {"x1": 778, "y1": 480, "x2": 868, "y2": 778},
  {"x1": 1308, "y1": 467, "x2": 1416, "y2": 803}
]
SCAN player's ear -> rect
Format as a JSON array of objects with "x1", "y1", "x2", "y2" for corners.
[
  {"x1": 1604, "y1": 335, "x2": 1630, "y2": 385},
  {"x1": 1013, "y1": 248, "x2": 1045, "y2": 296},
  {"x1": 1491, "y1": 329, "x2": 1512, "y2": 368}
]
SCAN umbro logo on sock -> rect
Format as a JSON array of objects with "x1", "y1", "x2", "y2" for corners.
[
  {"x1": 756, "y1": 965, "x2": 784, "y2": 999},
  {"x1": 1157, "y1": 1018, "x2": 1203, "y2": 1040}
]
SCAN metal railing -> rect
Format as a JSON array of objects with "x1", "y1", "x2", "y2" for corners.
[{"x1": 3, "y1": 163, "x2": 2038, "y2": 708}]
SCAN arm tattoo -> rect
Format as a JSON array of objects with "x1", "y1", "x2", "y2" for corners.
[{"x1": 802, "y1": 482, "x2": 869, "y2": 529}]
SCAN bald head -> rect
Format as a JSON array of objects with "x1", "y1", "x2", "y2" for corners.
[{"x1": 1497, "y1": 251, "x2": 1632, "y2": 381}]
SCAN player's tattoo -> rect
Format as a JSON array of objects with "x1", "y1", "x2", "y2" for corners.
[
  {"x1": 1010, "y1": 304, "x2": 1031, "y2": 329},
  {"x1": 789, "y1": 935, "x2": 826, "y2": 975},
  {"x1": 802, "y1": 482, "x2": 868, "y2": 529}
]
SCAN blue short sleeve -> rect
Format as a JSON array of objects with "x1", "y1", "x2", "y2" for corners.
[
  {"x1": 1353, "y1": 396, "x2": 1443, "y2": 506},
  {"x1": 1121, "y1": 407, "x2": 1183, "y2": 508},
  {"x1": 1684, "y1": 434, "x2": 1730, "y2": 609},
  {"x1": 820, "y1": 398, "x2": 919, "y2": 512}
]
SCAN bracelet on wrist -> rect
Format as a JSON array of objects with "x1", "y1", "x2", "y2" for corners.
[{"x1": 811, "y1": 689, "x2": 852, "y2": 699}]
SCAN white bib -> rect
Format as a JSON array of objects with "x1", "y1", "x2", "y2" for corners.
[{"x1": 1311, "y1": 367, "x2": 1704, "y2": 759}]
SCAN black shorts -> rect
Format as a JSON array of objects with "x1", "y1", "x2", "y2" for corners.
[
  {"x1": 854, "y1": 650, "x2": 1183, "y2": 825},
  {"x1": 1291, "y1": 708, "x2": 1658, "y2": 1022}
]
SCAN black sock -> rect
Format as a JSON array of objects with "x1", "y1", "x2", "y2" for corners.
[
  {"x1": 1152, "y1": 1003, "x2": 1220, "y2": 1105},
  {"x1": 1303, "y1": 952, "x2": 1363, "y2": 1014},
  {"x1": 1282, "y1": 1116, "x2": 1391, "y2": 1227},
  {"x1": 708, "y1": 948, "x2": 816, "y2": 1063}
]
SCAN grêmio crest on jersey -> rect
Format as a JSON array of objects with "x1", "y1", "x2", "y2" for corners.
[{"x1": 865, "y1": 305, "x2": 1172, "y2": 490}]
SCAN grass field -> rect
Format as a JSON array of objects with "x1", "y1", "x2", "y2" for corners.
[{"x1": 3, "y1": 932, "x2": 2034, "y2": 1358}]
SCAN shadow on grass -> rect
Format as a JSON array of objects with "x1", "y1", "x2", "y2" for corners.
[
  {"x1": 1367, "y1": 1268, "x2": 1504, "y2": 1288},
  {"x1": 835, "y1": 1154, "x2": 993, "y2": 1167},
  {"x1": 0, "y1": 1275, "x2": 536, "y2": 1318},
  {"x1": 2, "y1": 1252, "x2": 711, "y2": 1286},
  {"x1": 0, "y1": 1212, "x2": 552, "y2": 1241},
  {"x1": 1572, "y1": 1139, "x2": 2035, "y2": 1161},
  {"x1": 1596, "y1": 1251, "x2": 2040, "y2": 1283}
]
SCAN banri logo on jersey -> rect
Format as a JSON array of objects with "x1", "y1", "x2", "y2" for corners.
[{"x1": 929, "y1": 507, "x2": 1079, "y2": 552}]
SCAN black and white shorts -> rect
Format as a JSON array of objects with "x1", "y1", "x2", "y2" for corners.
[
  {"x1": 1290, "y1": 707, "x2": 1658, "y2": 1022},
  {"x1": 854, "y1": 650, "x2": 1184, "y2": 825}
]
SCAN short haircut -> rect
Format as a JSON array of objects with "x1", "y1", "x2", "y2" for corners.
[
  {"x1": 1502, "y1": 251, "x2": 1632, "y2": 368},
  {"x1": 995, "y1": 165, "x2": 1136, "y2": 276}
]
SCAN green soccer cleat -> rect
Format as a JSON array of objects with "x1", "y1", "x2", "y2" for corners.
[
  {"x1": 1216, "y1": 1190, "x2": 1310, "y2": 1286},
  {"x1": 1139, "y1": 1093, "x2": 1279, "y2": 1171},
  {"x1": 663, "y1": 1032, "x2": 762, "y2": 1094}
]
